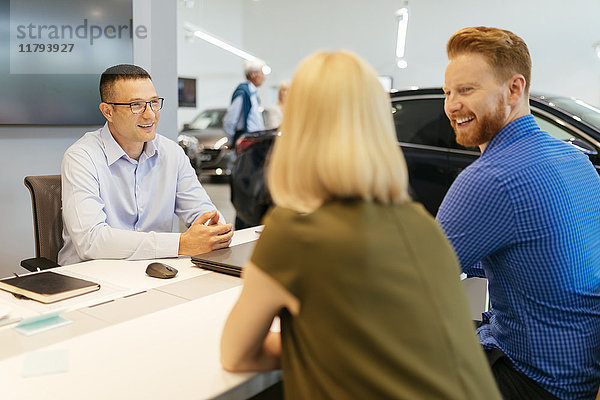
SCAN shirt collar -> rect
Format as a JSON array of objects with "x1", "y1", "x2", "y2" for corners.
[
  {"x1": 101, "y1": 123, "x2": 127, "y2": 165},
  {"x1": 141, "y1": 136, "x2": 159, "y2": 161},
  {"x1": 483, "y1": 114, "x2": 538, "y2": 155},
  {"x1": 247, "y1": 81, "x2": 257, "y2": 92},
  {"x1": 100, "y1": 123, "x2": 159, "y2": 165}
]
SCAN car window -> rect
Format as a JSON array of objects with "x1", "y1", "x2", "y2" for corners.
[
  {"x1": 538, "y1": 96, "x2": 600, "y2": 132},
  {"x1": 189, "y1": 110, "x2": 225, "y2": 130},
  {"x1": 532, "y1": 114, "x2": 575, "y2": 141},
  {"x1": 392, "y1": 98, "x2": 451, "y2": 148}
]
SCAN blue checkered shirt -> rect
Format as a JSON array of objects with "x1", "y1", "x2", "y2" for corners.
[{"x1": 437, "y1": 115, "x2": 600, "y2": 399}]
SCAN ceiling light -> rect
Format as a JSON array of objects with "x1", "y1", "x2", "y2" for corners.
[
  {"x1": 395, "y1": 1, "x2": 409, "y2": 70},
  {"x1": 395, "y1": 5, "x2": 409, "y2": 58},
  {"x1": 183, "y1": 22, "x2": 271, "y2": 73}
]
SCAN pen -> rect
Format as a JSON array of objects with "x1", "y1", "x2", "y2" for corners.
[{"x1": 13, "y1": 267, "x2": 40, "y2": 278}]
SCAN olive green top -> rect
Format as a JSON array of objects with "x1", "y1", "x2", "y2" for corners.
[{"x1": 251, "y1": 200, "x2": 501, "y2": 400}]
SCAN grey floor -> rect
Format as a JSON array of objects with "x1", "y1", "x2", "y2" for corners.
[{"x1": 202, "y1": 179, "x2": 236, "y2": 225}]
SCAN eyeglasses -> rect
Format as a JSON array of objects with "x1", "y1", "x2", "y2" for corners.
[{"x1": 105, "y1": 98, "x2": 164, "y2": 114}]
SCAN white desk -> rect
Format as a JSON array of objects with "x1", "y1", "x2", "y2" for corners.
[{"x1": 0, "y1": 227, "x2": 281, "y2": 399}]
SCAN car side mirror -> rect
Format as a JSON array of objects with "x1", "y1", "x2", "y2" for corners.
[{"x1": 183, "y1": 123, "x2": 191, "y2": 131}]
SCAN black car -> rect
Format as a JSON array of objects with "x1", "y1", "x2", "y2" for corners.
[
  {"x1": 392, "y1": 88, "x2": 600, "y2": 214},
  {"x1": 231, "y1": 88, "x2": 600, "y2": 225}
]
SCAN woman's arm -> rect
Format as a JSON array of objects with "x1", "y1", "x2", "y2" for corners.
[{"x1": 221, "y1": 262, "x2": 300, "y2": 372}]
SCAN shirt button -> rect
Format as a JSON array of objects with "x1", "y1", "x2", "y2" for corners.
[{"x1": 139, "y1": 207, "x2": 143, "y2": 211}]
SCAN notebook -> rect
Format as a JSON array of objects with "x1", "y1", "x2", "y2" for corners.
[
  {"x1": 191, "y1": 240, "x2": 257, "y2": 277},
  {"x1": 0, "y1": 271, "x2": 100, "y2": 304}
]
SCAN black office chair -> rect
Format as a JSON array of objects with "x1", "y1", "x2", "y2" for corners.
[{"x1": 21, "y1": 175, "x2": 63, "y2": 271}]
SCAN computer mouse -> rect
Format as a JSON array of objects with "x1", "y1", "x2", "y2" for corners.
[{"x1": 145, "y1": 262, "x2": 178, "y2": 279}]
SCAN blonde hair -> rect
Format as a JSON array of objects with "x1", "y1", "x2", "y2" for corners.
[
  {"x1": 268, "y1": 50, "x2": 410, "y2": 214},
  {"x1": 447, "y1": 26, "x2": 531, "y2": 92},
  {"x1": 277, "y1": 79, "x2": 291, "y2": 104}
]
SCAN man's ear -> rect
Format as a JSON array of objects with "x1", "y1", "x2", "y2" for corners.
[
  {"x1": 507, "y1": 74, "x2": 526, "y2": 106},
  {"x1": 99, "y1": 102, "x2": 113, "y2": 122}
]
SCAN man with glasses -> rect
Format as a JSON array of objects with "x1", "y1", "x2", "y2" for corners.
[{"x1": 58, "y1": 64, "x2": 233, "y2": 266}]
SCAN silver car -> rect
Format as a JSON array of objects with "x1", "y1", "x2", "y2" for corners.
[
  {"x1": 178, "y1": 107, "x2": 279, "y2": 178},
  {"x1": 178, "y1": 108, "x2": 234, "y2": 177}
]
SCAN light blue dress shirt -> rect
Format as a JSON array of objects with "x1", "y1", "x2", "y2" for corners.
[
  {"x1": 58, "y1": 124, "x2": 222, "y2": 266},
  {"x1": 437, "y1": 115, "x2": 600, "y2": 399},
  {"x1": 223, "y1": 81, "x2": 264, "y2": 140}
]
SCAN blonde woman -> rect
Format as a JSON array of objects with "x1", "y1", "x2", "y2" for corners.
[
  {"x1": 221, "y1": 51, "x2": 501, "y2": 399},
  {"x1": 265, "y1": 79, "x2": 291, "y2": 129}
]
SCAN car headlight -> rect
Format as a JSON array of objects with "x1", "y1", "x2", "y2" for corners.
[
  {"x1": 178, "y1": 134, "x2": 200, "y2": 153},
  {"x1": 213, "y1": 137, "x2": 229, "y2": 150}
]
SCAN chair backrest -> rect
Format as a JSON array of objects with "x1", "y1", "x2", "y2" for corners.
[{"x1": 24, "y1": 175, "x2": 63, "y2": 263}]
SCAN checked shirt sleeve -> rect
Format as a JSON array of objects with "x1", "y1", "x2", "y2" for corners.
[{"x1": 436, "y1": 166, "x2": 514, "y2": 276}]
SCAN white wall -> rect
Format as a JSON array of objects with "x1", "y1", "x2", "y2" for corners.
[
  {"x1": 242, "y1": 0, "x2": 403, "y2": 102},
  {"x1": 0, "y1": 131, "x2": 77, "y2": 277},
  {"x1": 245, "y1": 0, "x2": 600, "y2": 105},
  {"x1": 177, "y1": 0, "x2": 245, "y2": 128},
  {"x1": 0, "y1": 0, "x2": 177, "y2": 278},
  {"x1": 399, "y1": 0, "x2": 600, "y2": 105},
  {"x1": 179, "y1": 0, "x2": 600, "y2": 116}
]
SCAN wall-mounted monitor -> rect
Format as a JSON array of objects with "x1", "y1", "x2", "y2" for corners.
[
  {"x1": 0, "y1": 0, "x2": 136, "y2": 125},
  {"x1": 178, "y1": 77, "x2": 197, "y2": 108}
]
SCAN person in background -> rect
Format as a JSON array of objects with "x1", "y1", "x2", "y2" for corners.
[
  {"x1": 264, "y1": 79, "x2": 291, "y2": 130},
  {"x1": 229, "y1": 80, "x2": 289, "y2": 230},
  {"x1": 437, "y1": 26, "x2": 600, "y2": 399},
  {"x1": 59, "y1": 64, "x2": 233, "y2": 266},
  {"x1": 223, "y1": 59, "x2": 267, "y2": 147},
  {"x1": 221, "y1": 50, "x2": 501, "y2": 400}
]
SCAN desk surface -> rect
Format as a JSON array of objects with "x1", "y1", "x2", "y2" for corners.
[{"x1": 0, "y1": 227, "x2": 281, "y2": 399}]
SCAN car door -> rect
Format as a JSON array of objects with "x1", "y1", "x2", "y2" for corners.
[
  {"x1": 392, "y1": 94, "x2": 462, "y2": 215},
  {"x1": 446, "y1": 121, "x2": 481, "y2": 196},
  {"x1": 530, "y1": 105, "x2": 600, "y2": 172},
  {"x1": 392, "y1": 90, "x2": 600, "y2": 218}
]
